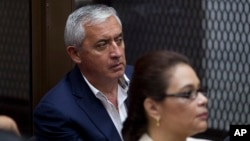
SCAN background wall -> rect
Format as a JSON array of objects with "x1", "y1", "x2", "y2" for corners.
[{"x1": 0, "y1": 0, "x2": 249, "y2": 140}]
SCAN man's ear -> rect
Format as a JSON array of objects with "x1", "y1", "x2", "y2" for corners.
[
  {"x1": 66, "y1": 46, "x2": 81, "y2": 64},
  {"x1": 144, "y1": 98, "x2": 161, "y2": 121}
]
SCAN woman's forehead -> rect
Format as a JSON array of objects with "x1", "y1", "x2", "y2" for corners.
[{"x1": 167, "y1": 64, "x2": 200, "y2": 91}]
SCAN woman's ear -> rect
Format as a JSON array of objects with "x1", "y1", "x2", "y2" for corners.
[
  {"x1": 66, "y1": 46, "x2": 81, "y2": 64},
  {"x1": 144, "y1": 98, "x2": 161, "y2": 121}
]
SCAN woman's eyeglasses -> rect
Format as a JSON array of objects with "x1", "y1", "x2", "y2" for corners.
[{"x1": 164, "y1": 87, "x2": 207, "y2": 100}]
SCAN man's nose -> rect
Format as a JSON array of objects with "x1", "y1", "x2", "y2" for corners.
[{"x1": 109, "y1": 41, "x2": 122, "y2": 57}]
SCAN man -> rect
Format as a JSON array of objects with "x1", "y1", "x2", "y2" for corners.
[
  {"x1": 0, "y1": 115, "x2": 20, "y2": 137},
  {"x1": 0, "y1": 115, "x2": 23, "y2": 141},
  {"x1": 34, "y1": 4, "x2": 133, "y2": 141}
]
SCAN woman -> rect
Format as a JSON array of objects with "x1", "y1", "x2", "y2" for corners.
[{"x1": 122, "y1": 51, "x2": 208, "y2": 141}]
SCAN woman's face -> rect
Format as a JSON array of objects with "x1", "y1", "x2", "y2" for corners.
[{"x1": 159, "y1": 63, "x2": 208, "y2": 137}]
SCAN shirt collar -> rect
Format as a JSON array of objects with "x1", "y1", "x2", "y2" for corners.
[{"x1": 81, "y1": 74, "x2": 129, "y2": 96}]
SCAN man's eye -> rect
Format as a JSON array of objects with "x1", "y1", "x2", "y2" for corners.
[
  {"x1": 115, "y1": 37, "x2": 123, "y2": 45},
  {"x1": 95, "y1": 42, "x2": 107, "y2": 50}
]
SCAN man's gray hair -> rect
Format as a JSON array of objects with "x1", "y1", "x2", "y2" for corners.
[{"x1": 64, "y1": 4, "x2": 122, "y2": 49}]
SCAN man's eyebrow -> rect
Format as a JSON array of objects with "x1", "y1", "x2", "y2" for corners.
[
  {"x1": 94, "y1": 32, "x2": 123, "y2": 45},
  {"x1": 97, "y1": 32, "x2": 123, "y2": 40},
  {"x1": 96, "y1": 39, "x2": 108, "y2": 42},
  {"x1": 115, "y1": 33, "x2": 123, "y2": 38}
]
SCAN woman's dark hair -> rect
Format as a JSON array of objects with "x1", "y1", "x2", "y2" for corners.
[{"x1": 122, "y1": 50, "x2": 191, "y2": 141}]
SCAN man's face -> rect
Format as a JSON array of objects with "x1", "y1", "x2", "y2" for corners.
[{"x1": 78, "y1": 16, "x2": 126, "y2": 82}]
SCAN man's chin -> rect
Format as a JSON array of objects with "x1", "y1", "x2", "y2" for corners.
[{"x1": 112, "y1": 70, "x2": 125, "y2": 78}]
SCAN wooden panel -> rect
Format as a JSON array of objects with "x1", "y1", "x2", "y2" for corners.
[
  {"x1": 32, "y1": 0, "x2": 74, "y2": 109},
  {"x1": 45, "y1": 0, "x2": 74, "y2": 91}
]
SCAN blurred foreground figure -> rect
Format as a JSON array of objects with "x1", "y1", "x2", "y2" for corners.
[
  {"x1": 0, "y1": 115, "x2": 23, "y2": 141},
  {"x1": 0, "y1": 115, "x2": 20, "y2": 136}
]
